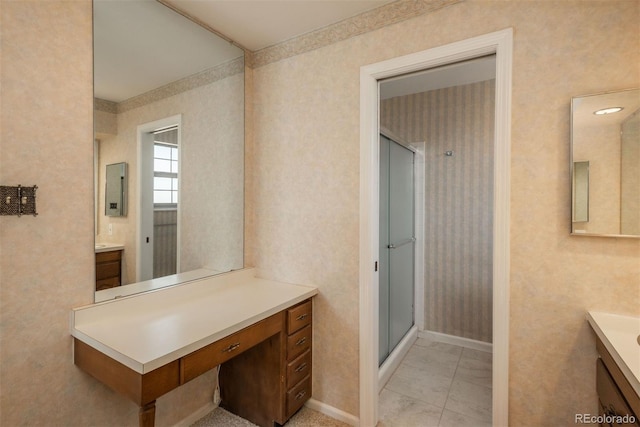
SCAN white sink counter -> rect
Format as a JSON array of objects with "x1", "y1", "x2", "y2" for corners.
[
  {"x1": 587, "y1": 311, "x2": 640, "y2": 396},
  {"x1": 94, "y1": 242, "x2": 124, "y2": 253},
  {"x1": 72, "y1": 268, "x2": 318, "y2": 374}
]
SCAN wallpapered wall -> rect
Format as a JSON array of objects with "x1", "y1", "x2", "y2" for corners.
[
  {"x1": 381, "y1": 80, "x2": 495, "y2": 343},
  {"x1": 248, "y1": 0, "x2": 639, "y2": 423},
  {"x1": 1, "y1": 1, "x2": 638, "y2": 426},
  {"x1": 1, "y1": 1, "x2": 224, "y2": 426}
]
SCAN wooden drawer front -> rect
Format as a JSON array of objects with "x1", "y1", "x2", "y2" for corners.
[
  {"x1": 96, "y1": 261, "x2": 121, "y2": 280},
  {"x1": 181, "y1": 313, "x2": 283, "y2": 384},
  {"x1": 96, "y1": 276, "x2": 120, "y2": 291},
  {"x1": 96, "y1": 250, "x2": 121, "y2": 263},
  {"x1": 597, "y1": 359, "x2": 639, "y2": 425},
  {"x1": 287, "y1": 349, "x2": 311, "y2": 389},
  {"x1": 287, "y1": 300, "x2": 312, "y2": 335},
  {"x1": 286, "y1": 375, "x2": 311, "y2": 418},
  {"x1": 287, "y1": 325, "x2": 311, "y2": 360}
]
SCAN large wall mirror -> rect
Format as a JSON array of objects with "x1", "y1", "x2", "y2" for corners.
[
  {"x1": 571, "y1": 88, "x2": 640, "y2": 237},
  {"x1": 94, "y1": 0, "x2": 245, "y2": 301}
]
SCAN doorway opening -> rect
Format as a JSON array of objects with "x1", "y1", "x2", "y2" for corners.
[
  {"x1": 359, "y1": 29, "x2": 512, "y2": 426},
  {"x1": 377, "y1": 55, "x2": 496, "y2": 425},
  {"x1": 137, "y1": 115, "x2": 182, "y2": 282}
]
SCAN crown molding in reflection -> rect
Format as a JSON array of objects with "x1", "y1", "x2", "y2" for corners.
[
  {"x1": 252, "y1": 0, "x2": 464, "y2": 68},
  {"x1": 94, "y1": 98, "x2": 117, "y2": 114},
  {"x1": 95, "y1": 56, "x2": 245, "y2": 114}
]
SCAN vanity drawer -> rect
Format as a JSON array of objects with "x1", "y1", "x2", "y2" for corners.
[
  {"x1": 96, "y1": 261, "x2": 121, "y2": 281},
  {"x1": 287, "y1": 325, "x2": 311, "y2": 360},
  {"x1": 287, "y1": 349, "x2": 311, "y2": 389},
  {"x1": 596, "y1": 359, "x2": 639, "y2": 425},
  {"x1": 286, "y1": 375, "x2": 311, "y2": 419},
  {"x1": 96, "y1": 276, "x2": 120, "y2": 291},
  {"x1": 181, "y1": 312, "x2": 283, "y2": 384},
  {"x1": 287, "y1": 300, "x2": 312, "y2": 334},
  {"x1": 96, "y1": 250, "x2": 121, "y2": 263}
]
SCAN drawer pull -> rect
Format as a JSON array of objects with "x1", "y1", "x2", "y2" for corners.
[
  {"x1": 294, "y1": 362, "x2": 308, "y2": 373},
  {"x1": 295, "y1": 390, "x2": 306, "y2": 400},
  {"x1": 295, "y1": 337, "x2": 307, "y2": 346},
  {"x1": 222, "y1": 342, "x2": 241, "y2": 353},
  {"x1": 295, "y1": 313, "x2": 308, "y2": 321}
]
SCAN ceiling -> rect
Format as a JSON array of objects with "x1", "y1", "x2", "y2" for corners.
[
  {"x1": 573, "y1": 89, "x2": 640, "y2": 128},
  {"x1": 165, "y1": 0, "x2": 394, "y2": 52},
  {"x1": 94, "y1": 0, "x2": 394, "y2": 102},
  {"x1": 94, "y1": 0, "x2": 492, "y2": 103}
]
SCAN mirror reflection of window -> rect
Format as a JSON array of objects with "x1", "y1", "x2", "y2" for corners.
[{"x1": 153, "y1": 143, "x2": 179, "y2": 207}]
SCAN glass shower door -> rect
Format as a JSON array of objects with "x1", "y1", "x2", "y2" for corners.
[{"x1": 379, "y1": 134, "x2": 415, "y2": 366}]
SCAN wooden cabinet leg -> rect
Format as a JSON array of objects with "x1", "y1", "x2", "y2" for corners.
[{"x1": 139, "y1": 401, "x2": 156, "y2": 427}]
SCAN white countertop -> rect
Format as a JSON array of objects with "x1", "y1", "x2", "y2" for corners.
[
  {"x1": 94, "y1": 268, "x2": 223, "y2": 302},
  {"x1": 587, "y1": 311, "x2": 640, "y2": 396},
  {"x1": 72, "y1": 268, "x2": 318, "y2": 374},
  {"x1": 95, "y1": 242, "x2": 125, "y2": 253}
]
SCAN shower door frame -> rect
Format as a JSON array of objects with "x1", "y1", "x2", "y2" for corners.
[{"x1": 359, "y1": 29, "x2": 512, "y2": 426}]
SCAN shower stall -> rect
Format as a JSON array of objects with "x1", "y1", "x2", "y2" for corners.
[{"x1": 378, "y1": 132, "x2": 415, "y2": 366}]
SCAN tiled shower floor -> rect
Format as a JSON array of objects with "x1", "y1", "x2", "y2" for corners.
[{"x1": 378, "y1": 337, "x2": 492, "y2": 427}]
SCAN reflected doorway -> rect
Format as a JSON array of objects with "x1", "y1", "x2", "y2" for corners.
[{"x1": 137, "y1": 115, "x2": 182, "y2": 282}]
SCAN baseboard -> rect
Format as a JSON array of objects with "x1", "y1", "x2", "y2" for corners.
[
  {"x1": 305, "y1": 398, "x2": 359, "y2": 426},
  {"x1": 172, "y1": 401, "x2": 217, "y2": 427},
  {"x1": 419, "y1": 330, "x2": 493, "y2": 353}
]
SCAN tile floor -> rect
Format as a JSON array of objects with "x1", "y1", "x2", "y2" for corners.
[{"x1": 378, "y1": 337, "x2": 492, "y2": 427}]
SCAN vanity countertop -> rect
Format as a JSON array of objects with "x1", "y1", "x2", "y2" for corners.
[
  {"x1": 94, "y1": 268, "x2": 222, "y2": 302},
  {"x1": 95, "y1": 242, "x2": 125, "y2": 253},
  {"x1": 71, "y1": 268, "x2": 318, "y2": 374},
  {"x1": 587, "y1": 311, "x2": 640, "y2": 396}
]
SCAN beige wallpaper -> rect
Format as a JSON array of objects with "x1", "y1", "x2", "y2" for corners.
[
  {"x1": 381, "y1": 80, "x2": 495, "y2": 343},
  {"x1": 249, "y1": 0, "x2": 640, "y2": 423},
  {"x1": 96, "y1": 71, "x2": 244, "y2": 284},
  {"x1": 2, "y1": 0, "x2": 639, "y2": 426},
  {"x1": 0, "y1": 1, "x2": 221, "y2": 426}
]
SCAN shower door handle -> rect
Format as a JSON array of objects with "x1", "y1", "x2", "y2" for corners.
[{"x1": 388, "y1": 237, "x2": 416, "y2": 249}]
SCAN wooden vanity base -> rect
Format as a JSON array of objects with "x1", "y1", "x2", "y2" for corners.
[{"x1": 73, "y1": 299, "x2": 313, "y2": 427}]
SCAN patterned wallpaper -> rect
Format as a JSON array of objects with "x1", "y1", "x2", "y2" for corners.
[
  {"x1": 382, "y1": 80, "x2": 495, "y2": 343},
  {"x1": 2, "y1": 1, "x2": 639, "y2": 426}
]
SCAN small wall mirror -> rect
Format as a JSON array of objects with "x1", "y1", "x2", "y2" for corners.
[
  {"x1": 571, "y1": 88, "x2": 640, "y2": 237},
  {"x1": 105, "y1": 162, "x2": 127, "y2": 217}
]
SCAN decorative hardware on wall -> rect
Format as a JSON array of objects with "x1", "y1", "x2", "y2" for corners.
[{"x1": 0, "y1": 185, "x2": 38, "y2": 217}]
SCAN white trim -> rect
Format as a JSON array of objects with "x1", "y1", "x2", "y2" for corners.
[
  {"x1": 378, "y1": 325, "x2": 418, "y2": 392},
  {"x1": 172, "y1": 401, "x2": 217, "y2": 427},
  {"x1": 419, "y1": 330, "x2": 493, "y2": 353},
  {"x1": 412, "y1": 142, "x2": 426, "y2": 331},
  {"x1": 305, "y1": 398, "x2": 359, "y2": 426},
  {"x1": 359, "y1": 28, "x2": 512, "y2": 427}
]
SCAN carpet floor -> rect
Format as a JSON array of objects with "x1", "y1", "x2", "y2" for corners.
[{"x1": 191, "y1": 406, "x2": 350, "y2": 427}]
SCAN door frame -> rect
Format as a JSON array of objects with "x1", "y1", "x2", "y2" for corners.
[
  {"x1": 136, "y1": 114, "x2": 182, "y2": 282},
  {"x1": 359, "y1": 29, "x2": 512, "y2": 426}
]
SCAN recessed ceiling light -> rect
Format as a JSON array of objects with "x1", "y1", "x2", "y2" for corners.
[{"x1": 594, "y1": 107, "x2": 624, "y2": 115}]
